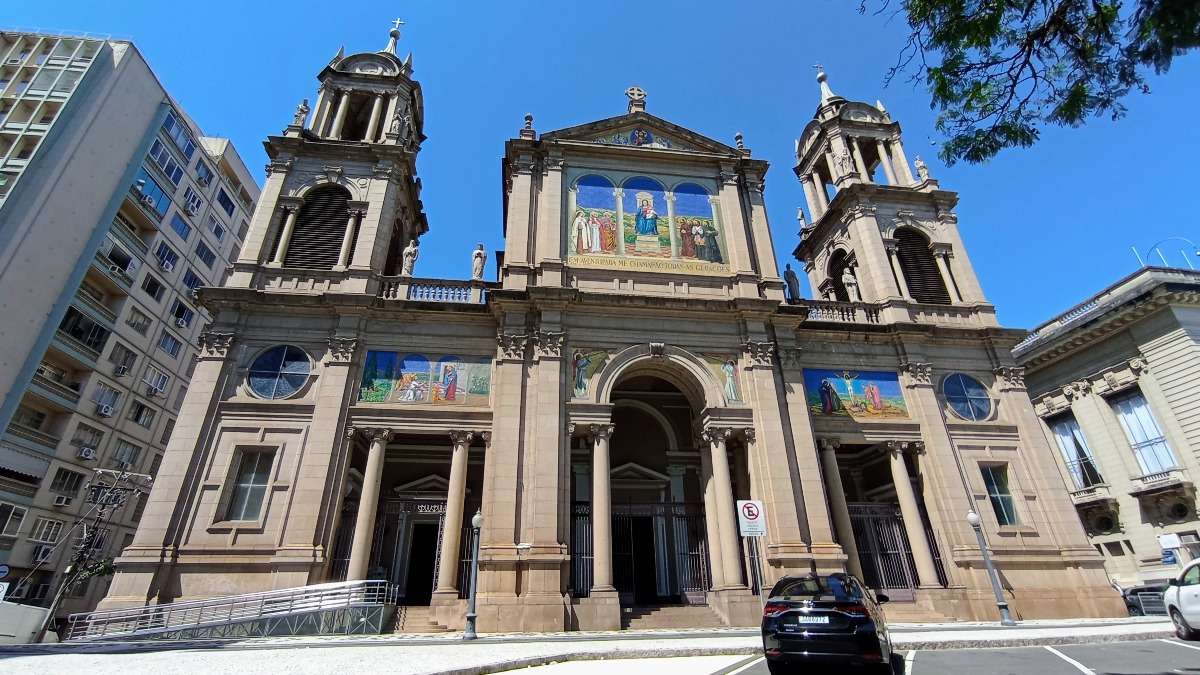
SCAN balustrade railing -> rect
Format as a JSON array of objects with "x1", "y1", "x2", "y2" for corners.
[
  {"x1": 377, "y1": 277, "x2": 491, "y2": 304},
  {"x1": 795, "y1": 299, "x2": 881, "y2": 324}
]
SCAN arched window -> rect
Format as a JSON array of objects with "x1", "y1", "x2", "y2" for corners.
[
  {"x1": 282, "y1": 186, "x2": 351, "y2": 269},
  {"x1": 895, "y1": 228, "x2": 951, "y2": 305},
  {"x1": 827, "y1": 250, "x2": 851, "y2": 301}
]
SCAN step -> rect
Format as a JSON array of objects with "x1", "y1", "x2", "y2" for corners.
[
  {"x1": 621, "y1": 604, "x2": 725, "y2": 630},
  {"x1": 393, "y1": 606, "x2": 453, "y2": 633}
]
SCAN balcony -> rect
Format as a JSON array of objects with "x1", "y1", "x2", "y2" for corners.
[
  {"x1": 74, "y1": 290, "x2": 117, "y2": 325},
  {"x1": 792, "y1": 299, "x2": 880, "y2": 324},
  {"x1": 1129, "y1": 468, "x2": 1193, "y2": 499},
  {"x1": 53, "y1": 329, "x2": 101, "y2": 364},
  {"x1": 1069, "y1": 483, "x2": 1116, "y2": 507},
  {"x1": 93, "y1": 251, "x2": 134, "y2": 289},
  {"x1": 109, "y1": 215, "x2": 149, "y2": 255},
  {"x1": 5, "y1": 422, "x2": 61, "y2": 454},
  {"x1": 29, "y1": 372, "x2": 82, "y2": 407},
  {"x1": 377, "y1": 277, "x2": 491, "y2": 304}
]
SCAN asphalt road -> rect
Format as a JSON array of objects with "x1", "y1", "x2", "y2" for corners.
[{"x1": 517, "y1": 639, "x2": 1200, "y2": 674}]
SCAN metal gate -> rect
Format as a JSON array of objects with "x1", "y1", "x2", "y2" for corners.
[{"x1": 848, "y1": 502, "x2": 918, "y2": 600}]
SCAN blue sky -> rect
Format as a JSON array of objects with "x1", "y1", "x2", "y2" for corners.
[{"x1": 8, "y1": 1, "x2": 1198, "y2": 328}]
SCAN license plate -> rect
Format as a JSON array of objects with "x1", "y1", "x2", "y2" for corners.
[{"x1": 790, "y1": 615, "x2": 829, "y2": 624}]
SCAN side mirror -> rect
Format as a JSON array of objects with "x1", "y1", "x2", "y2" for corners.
[
  {"x1": 876, "y1": 593, "x2": 890, "y2": 604},
  {"x1": 1169, "y1": 578, "x2": 1181, "y2": 587}
]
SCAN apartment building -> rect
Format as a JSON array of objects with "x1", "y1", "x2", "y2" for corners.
[
  {"x1": 1015, "y1": 267, "x2": 1200, "y2": 588},
  {"x1": 0, "y1": 30, "x2": 259, "y2": 618}
]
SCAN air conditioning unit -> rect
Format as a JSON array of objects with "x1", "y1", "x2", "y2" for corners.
[
  {"x1": 197, "y1": 175, "x2": 211, "y2": 187},
  {"x1": 114, "y1": 365, "x2": 129, "y2": 376},
  {"x1": 175, "y1": 317, "x2": 188, "y2": 328},
  {"x1": 160, "y1": 259, "x2": 174, "y2": 272},
  {"x1": 108, "y1": 263, "x2": 124, "y2": 275},
  {"x1": 52, "y1": 494, "x2": 73, "y2": 507},
  {"x1": 97, "y1": 403, "x2": 114, "y2": 417},
  {"x1": 6, "y1": 58, "x2": 21, "y2": 65},
  {"x1": 32, "y1": 544, "x2": 54, "y2": 563},
  {"x1": 184, "y1": 204, "x2": 198, "y2": 216},
  {"x1": 140, "y1": 194, "x2": 156, "y2": 208},
  {"x1": 77, "y1": 446, "x2": 97, "y2": 461},
  {"x1": 146, "y1": 383, "x2": 164, "y2": 397}
]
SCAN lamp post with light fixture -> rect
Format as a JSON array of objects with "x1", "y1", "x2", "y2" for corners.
[
  {"x1": 463, "y1": 509, "x2": 483, "y2": 640},
  {"x1": 967, "y1": 509, "x2": 1016, "y2": 626}
]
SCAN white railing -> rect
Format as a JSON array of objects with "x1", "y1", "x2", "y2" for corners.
[
  {"x1": 65, "y1": 579, "x2": 394, "y2": 641},
  {"x1": 795, "y1": 299, "x2": 881, "y2": 324},
  {"x1": 377, "y1": 276, "x2": 490, "y2": 304}
]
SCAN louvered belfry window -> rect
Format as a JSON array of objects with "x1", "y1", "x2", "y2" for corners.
[
  {"x1": 895, "y1": 228, "x2": 951, "y2": 305},
  {"x1": 282, "y1": 186, "x2": 351, "y2": 269}
]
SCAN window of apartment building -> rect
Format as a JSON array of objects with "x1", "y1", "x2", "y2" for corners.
[
  {"x1": 71, "y1": 423, "x2": 104, "y2": 449},
  {"x1": 147, "y1": 139, "x2": 184, "y2": 185},
  {"x1": 237, "y1": 222, "x2": 249, "y2": 242},
  {"x1": 107, "y1": 341, "x2": 137, "y2": 374},
  {"x1": 12, "y1": 405, "x2": 47, "y2": 431},
  {"x1": 142, "y1": 364, "x2": 169, "y2": 397},
  {"x1": 133, "y1": 168, "x2": 171, "y2": 219},
  {"x1": 79, "y1": 527, "x2": 110, "y2": 555},
  {"x1": 127, "y1": 401, "x2": 156, "y2": 430},
  {"x1": 159, "y1": 419, "x2": 175, "y2": 445},
  {"x1": 195, "y1": 160, "x2": 214, "y2": 187},
  {"x1": 161, "y1": 111, "x2": 196, "y2": 159},
  {"x1": 182, "y1": 269, "x2": 204, "y2": 293},
  {"x1": 148, "y1": 453, "x2": 163, "y2": 478},
  {"x1": 981, "y1": 464, "x2": 1018, "y2": 526},
  {"x1": 141, "y1": 274, "x2": 165, "y2": 303},
  {"x1": 59, "y1": 306, "x2": 111, "y2": 353},
  {"x1": 208, "y1": 214, "x2": 226, "y2": 242},
  {"x1": 125, "y1": 306, "x2": 152, "y2": 335},
  {"x1": 28, "y1": 517, "x2": 64, "y2": 544},
  {"x1": 195, "y1": 241, "x2": 217, "y2": 269},
  {"x1": 185, "y1": 355, "x2": 198, "y2": 378},
  {"x1": 0, "y1": 501, "x2": 27, "y2": 537},
  {"x1": 169, "y1": 213, "x2": 192, "y2": 241},
  {"x1": 172, "y1": 385, "x2": 188, "y2": 412},
  {"x1": 154, "y1": 241, "x2": 180, "y2": 271},
  {"x1": 49, "y1": 467, "x2": 85, "y2": 496},
  {"x1": 169, "y1": 298, "x2": 195, "y2": 328},
  {"x1": 182, "y1": 186, "x2": 203, "y2": 215},
  {"x1": 111, "y1": 439, "x2": 143, "y2": 468},
  {"x1": 91, "y1": 382, "x2": 121, "y2": 410},
  {"x1": 225, "y1": 449, "x2": 275, "y2": 521},
  {"x1": 1049, "y1": 415, "x2": 1104, "y2": 490},
  {"x1": 157, "y1": 331, "x2": 182, "y2": 358},
  {"x1": 216, "y1": 188, "x2": 236, "y2": 218},
  {"x1": 1110, "y1": 391, "x2": 1177, "y2": 476}
]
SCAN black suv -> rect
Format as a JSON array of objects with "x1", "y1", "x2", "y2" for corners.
[{"x1": 761, "y1": 573, "x2": 896, "y2": 674}]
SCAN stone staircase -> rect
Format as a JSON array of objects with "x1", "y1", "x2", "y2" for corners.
[
  {"x1": 621, "y1": 604, "x2": 726, "y2": 630},
  {"x1": 393, "y1": 605, "x2": 453, "y2": 633},
  {"x1": 879, "y1": 600, "x2": 958, "y2": 623}
]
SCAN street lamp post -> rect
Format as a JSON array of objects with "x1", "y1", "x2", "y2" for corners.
[
  {"x1": 463, "y1": 509, "x2": 483, "y2": 640},
  {"x1": 967, "y1": 510, "x2": 1016, "y2": 626}
]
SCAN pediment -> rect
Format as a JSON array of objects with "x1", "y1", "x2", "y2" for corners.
[
  {"x1": 392, "y1": 474, "x2": 449, "y2": 495},
  {"x1": 543, "y1": 112, "x2": 738, "y2": 155},
  {"x1": 610, "y1": 462, "x2": 671, "y2": 483}
]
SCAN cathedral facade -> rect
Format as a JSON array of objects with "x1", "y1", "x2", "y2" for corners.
[{"x1": 99, "y1": 31, "x2": 1123, "y2": 631}]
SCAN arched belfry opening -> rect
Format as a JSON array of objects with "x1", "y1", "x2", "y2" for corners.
[
  {"x1": 277, "y1": 185, "x2": 353, "y2": 270},
  {"x1": 894, "y1": 227, "x2": 951, "y2": 305}
]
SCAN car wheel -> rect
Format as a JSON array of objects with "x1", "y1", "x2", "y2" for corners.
[
  {"x1": 1127, "y1": 604, "x2": 1143, "y2": 617},
  {"x1": 1170, "y1": 608, "x2": 1199, "y2": 641}
]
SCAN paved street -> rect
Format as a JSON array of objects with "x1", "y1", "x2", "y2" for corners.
[{"x1": 518, "y1": 639, "x2": 1200, "y2": 674}]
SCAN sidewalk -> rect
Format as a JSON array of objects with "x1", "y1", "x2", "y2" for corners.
[{"x1": 0, "y1": 616, "x2": 1174, "y2": 675}]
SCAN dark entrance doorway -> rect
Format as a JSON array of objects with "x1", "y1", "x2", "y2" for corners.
[{"x1": 404, "y1": 522, "x2": 439, "y2": 605}]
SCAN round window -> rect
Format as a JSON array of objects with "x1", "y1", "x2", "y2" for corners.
[
  {"x1": 248, "y1": 345, "x2": 311, "y2": 400},
  {"x1": 943, "y1": 373, "x2": 992, "y2": 421}
]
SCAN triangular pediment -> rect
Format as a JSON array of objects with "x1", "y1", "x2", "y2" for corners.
[
  {"x1": 392, "y1": 474, "x2": 449, "y2": 495},
  {"x1": 542, "y1": 111, "x2": 738, "y2": 155},
  {"x1": 610, "y1": 462, "x2": 671, "y2": 483}
]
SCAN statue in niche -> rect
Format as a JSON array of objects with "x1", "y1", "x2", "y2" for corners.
[
  {"x1": 837, "y1": 146, "x2": 854, "y2": 175},
  {"x1": 841, "y1": 267, "x2": 861, "y2": 302},
  {"x1": 471, "y1": 243, "x2": 486, "y2": 279},
  {"x1": 914, "y1": 156, "x2": 930, "y2": 181},
  {"x1": 401, "y1": 239, "x2": 419, "y2": 276},
  {"x1": 292, "y1": 99, "x2": 309, "y2": 127},
  {"x1": 784, "y1": 263, "x2": 801, "y2": 304}
]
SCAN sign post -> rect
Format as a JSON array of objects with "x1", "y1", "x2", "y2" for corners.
[{"x1": 737, "y1": 500, "x2": 767, "y2": 607}]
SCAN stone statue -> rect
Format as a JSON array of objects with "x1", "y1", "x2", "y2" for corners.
[
  {"x1": 784, "y1": 263, "x2": 801, "y2": 304},
  {"x1": 837, "y1": 147, "x2": 854, "y2": 175},
  {"x1": 915, "y1": 155, "x2": 929, "y2": 181},
  {"x1": 292, "y1": 99, "x2": 309, "y2": 127},
  {"x1": 471, "y1": 243, "x2": 486, "y2": 280},
  {"x1": 389, "y1": 111, "x2": 403, "y2": 135},
  {"x1": 401, "y1": 239, "x2": 419, "y2": 276},
  {"x1": 841, "y1": 267, "x2": 861, "y2": 302}
]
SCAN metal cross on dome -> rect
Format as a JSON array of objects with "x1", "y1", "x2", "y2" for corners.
[{"x1": 391, "y1": 17, "x2": 405, "y2": 35}]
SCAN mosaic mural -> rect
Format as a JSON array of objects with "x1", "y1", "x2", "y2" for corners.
[
  {"x1": 590, "y1": 127, "x2": 689, "y2": 150},
  {"x1": 703, "y1": 355, "x2": 742, "y2": 403},
  {"x1": 802, "y1": 369, "x2": 908, "y2": 419},
  {"x1": 359, "y1": 351, "x2": 492, "y2": 405},
  {"x1": 567, "y1": 173, "x2": 728, "y2": 276},
  {"x1": 571, "y1": 349, "x2": 609, "y2": 397}
]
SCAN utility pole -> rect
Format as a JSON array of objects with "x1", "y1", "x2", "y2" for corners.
[{"x1": 33, "y1": 468, "x2": 152, "y2": 642}]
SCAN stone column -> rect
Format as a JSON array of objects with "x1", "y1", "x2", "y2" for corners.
[
  {"x1": 705, "y1": 428, "x2": 745, "y2": 589},
  {"x1": 347, "y1": 428, "x2": 391, "y2": 581},
  {"x1": 887, "y1": 442, "x2": 940, "y2": 588},
  {"x1": 850, "y1": 137, "x2": 871, "y2": 183},
  {"x1": 823, "y1": 147, "x2": 840, "y2": 187},
  {"x1": 591, "y1": 424, "x2": 615, "y2": 592},
  {"x1": 699, "y1": 445, "x2": 726, "y2": 589},
  {"x1": 613, "y1": 188, "x2": 626, "y2": 257},
  {"x1": 335, "y1": 209, "x2": 363, "y2": 270},
  {"x1": 330, "y1": 89, "x2": 351, "y2": 140},
  {"x1": 364, "y1": 93, "x2": 385, "y2": 142},
  {"x1": 875, "y1": 140, "x2": 898, "y2": 185},
  {"x1": 933, "y1": 250, "x2": 963, "y2": 302},
  {"x1": 890, "y1": 136, "x2": 915, "y2": 185},
  {"x1": 665, "y1": 192, "x2": 678, "y2": 259},
  {"x1": 819, "y1": 439, "x2": 863, "y2": 578},
  {"x1": 311, "y1": 84, "x2": 330, "y2": 133},
  {"x1": 435, "y1": 430, "x2": 474, "y2": 594},
  {"x1": 799, "y1": 174, "x2": 823, "y2": 221},
  {"x1": 885, "y1": 242, "x2": 912, "y2": 298},
  {"x1": 270, "y1": 205, "x2": 299, "y2": 265},
  {"x1": 811, "y1": 172, "x2": 830, "y2": 212}
]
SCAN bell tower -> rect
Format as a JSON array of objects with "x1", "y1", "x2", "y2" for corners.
[
  {"x1": 228, "y1": 22, "x2": 428, "y2": 294},
  {"x1": 792, "y1": 68, "x2": 991, "y2": 321}
]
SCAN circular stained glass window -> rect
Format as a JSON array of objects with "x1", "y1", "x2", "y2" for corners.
[
  {"x1": 943, "y1": 373, "x2": 992, "y2": 421},
  {"x1": 248, "y1": 346, "x2": 310, "y2": 400}
]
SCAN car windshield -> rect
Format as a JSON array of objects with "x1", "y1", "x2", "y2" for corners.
[{"x1": 770, "y1": 575, "x2": 863, "y2": 602}]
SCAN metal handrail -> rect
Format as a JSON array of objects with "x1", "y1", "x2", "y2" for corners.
[{"x1": 65, "y1": 579, "x2": 392, "y2": 641}]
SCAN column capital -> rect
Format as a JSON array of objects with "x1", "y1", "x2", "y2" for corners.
[
  {"x1": 900, "y1": 361, "x2": 934, "y2": 387},
  {"x1": 327, "y1": 335, "x2": 358, "y2": 363},
  {"x1": 197, "y1": 331, "x2": 236, "y2": 359},
  {"x1": 358, "y1": 427, "x2": 393, "y2": 445},
  {"x1": 742, "y1": 427, "x2": 756, "y2": 444},
  {"x1": 1064, "y1": 379, "x2": 1093, "y2": 400},
  {"x1": 884, "y1": 440, "x2": 905, "y2": 457},
  {"x1": 741, "y1": 339, "x2": 775, "y2": 368},
  {"x1": 818, "y1": 437, "x2": 841, "y2": 453},
  {"x1": 480, "y1": 431, "x2": 492, "y2": 445},
  {"x1": 496, "y1": 331, "x2": 531, "y2": 361},
  {"x1": 449, "y1": 430, "x2": 475, "y2": 446},
  {"x1": 701, "y1": 427, "x2": 733, "y2": 444},
  {"x1": 534, "y1": 330, "x2": 566, "y2": 359},
  {"x1": 590, "y1": 423, "x2": 614, "y2": 440},
  {"x1": 992, "y1": 366, "x2": 1026, "y2": 391}
]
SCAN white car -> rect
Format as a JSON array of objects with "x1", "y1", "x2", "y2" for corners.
[{"x1": 1164, "y1": 558, "x2": 1200, "y2": 640}]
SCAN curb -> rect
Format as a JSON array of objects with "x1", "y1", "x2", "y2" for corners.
[{"x1": 892, "y1": 629, "x2": 1176, "y2": 650}]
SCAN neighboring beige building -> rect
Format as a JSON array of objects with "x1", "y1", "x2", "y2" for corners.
[
  {"x1": 98, "y1": 30, "x2": 1122, "y2": 633},
  {"x1": 0, "y1": 30, "x2": 259, "y2": 619},
  {"x1": 1015, "y1": 267, "x2": 1200, "y2": 588}
]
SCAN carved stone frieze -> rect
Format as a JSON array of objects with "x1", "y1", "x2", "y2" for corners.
[{"x1": 198, "y1": 331, "x2": 236, "y2": 359}]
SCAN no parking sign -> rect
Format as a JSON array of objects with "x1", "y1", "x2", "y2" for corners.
[{"x1": 737, "y1": 500, "x2": 766, "y2": 537}]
